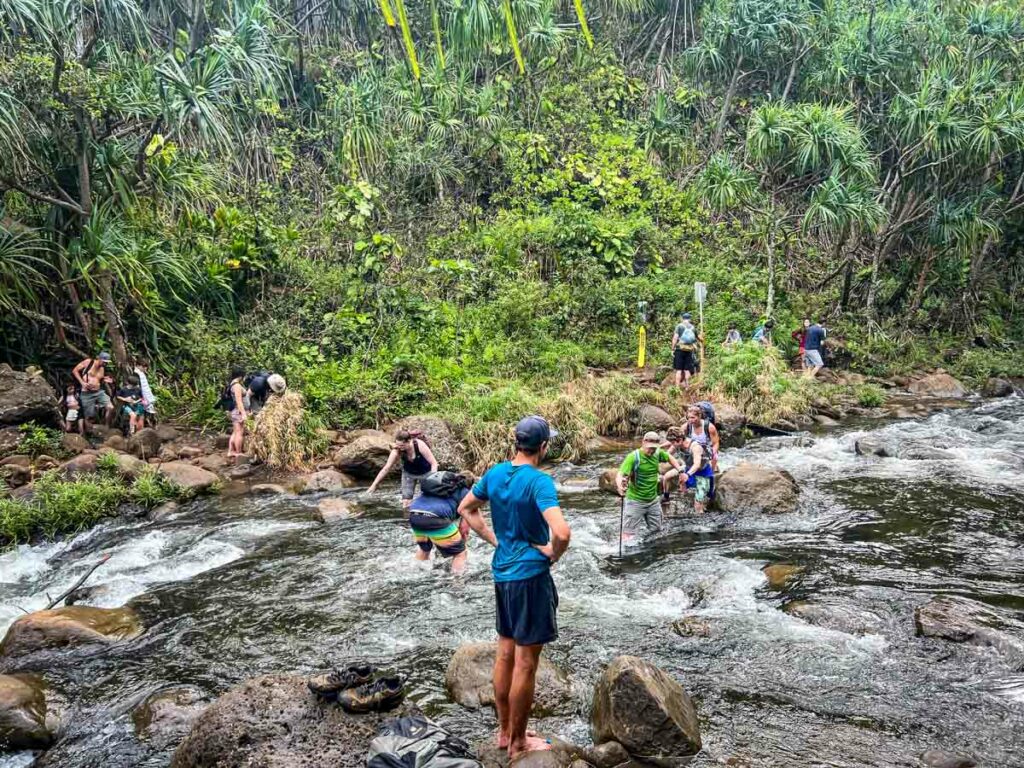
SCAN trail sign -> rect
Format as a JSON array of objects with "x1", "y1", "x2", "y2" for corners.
[{"x1": 694, "y1": 282, "x2": 707, "y2": 305}]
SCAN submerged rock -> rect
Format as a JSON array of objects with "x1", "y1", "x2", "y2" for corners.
[
  {"x1": 591, "y1": 655, "x2": 701, "y2": 762},
  {"x1": 158, "y1": 462, "x2": 219, "y2": 494},
  {"x1": 854, "y1": 436, "x2": 892, "y2": 457},
  {"x1": 0, "y1": 605, "x2": 143, "y2": 658},
  {"x1": 896, "y1": 441, "x2": 954, "y2": 461},
  {"x1": 0, "y1": 368, "x2": 60, "y2": 428},
  {"x1": 908, "y1": 372, "x2": 968, "y2": 398},
  {"x1": 762, "y1": 563, "x2": 803, "y2": 589},
  {"x1": 316, "y1": 498, "x2": 362, "y2": 523},
  {"x1": 333, "y1": 432, "x2": 393, "y2": 478},
  {"x1": 446, "y1": 642, "x2": 574, "y2": 716},
  {"x1": 133, "y1": 686, "x2": 207, "y2": 747},
  {"x1": 919, "y1": 749, "x2": 977, "y2": 768},
  {"x1": 914, "y1": 595, "x2": 1024, "y2": 654},
  {"x1": 250, "y1": 483, "x2": 288, "y2": 495},
  {"x1": 715, "y1": 463, "x2": 799, "y2": 515},
  {"x1": 149, "y1": 500, "x2": 180, "y2": 522},
  {"x1": 783, "y1": 599, "x2": 885, "y2": 637},
  {"x1": 171, "y1": 674, "x2": 399, "y2": 768},
  {"x1": 0, "y1": 673, "x2": 54, "y2": 749},
  {"x1": 390, "y1": 416, "x2": 465, "y2": 470},
  {"x1": 671, "y1": 617, "x2": 713, "y2": 638}
]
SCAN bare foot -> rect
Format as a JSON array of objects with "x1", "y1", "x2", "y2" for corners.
[
  {"x1": 508, "y1": 735, "x2": 552, "y2": 759},
  {"x1": 496, "y1": 730, "x2": 538, "y2": 749}
]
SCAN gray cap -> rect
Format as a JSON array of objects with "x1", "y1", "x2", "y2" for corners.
[{"x1": 642, "y1": 431, "x2": 662, "y2": 446}]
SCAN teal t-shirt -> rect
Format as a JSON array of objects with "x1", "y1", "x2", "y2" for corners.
[
  {"x1": 620, "y1": 449, "x2": 671, "y2": 502},
  {"x1": 472, "y1": 462, "x2": 560, "y2": 583}
]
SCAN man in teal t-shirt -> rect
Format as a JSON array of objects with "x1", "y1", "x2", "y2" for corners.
[
  {"x1": 616, "y1": 431, "x2": 684, "y2": 540},
  {"x1": 458, "y1": 415, "x2": 571, "y2": 761}
]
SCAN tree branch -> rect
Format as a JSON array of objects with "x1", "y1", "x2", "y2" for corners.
[{"x1": 2, "y1": 180, "x2": 87, "y2": 216}]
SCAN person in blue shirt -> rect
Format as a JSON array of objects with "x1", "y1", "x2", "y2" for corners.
[
  {"x1": 408, "y1": 471, "x2": 471, "y2": 573},
  {"x1": 458, "y1": 415, "x2": 571, "y2": 761},
  {"x1": 803, "y1": 319, "x2": 827, "y2": 377}
]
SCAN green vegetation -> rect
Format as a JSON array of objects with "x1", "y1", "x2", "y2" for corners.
[
  {"x1": 855, "y1": 384, "x2": 886, "y2": 408},
  {"x1": 0, "y1": 0, "x2": 1021, "y2": 432},
  {"x1": 15, "y1": 424, "x2": 68, "y2": 459},
  {"x1": 0, "y1": 465, "x2": 180, "y2": 548}
]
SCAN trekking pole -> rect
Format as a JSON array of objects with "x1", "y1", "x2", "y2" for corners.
[{"x1": 618, "y1": 492, "x2": 625, "y2": 558}]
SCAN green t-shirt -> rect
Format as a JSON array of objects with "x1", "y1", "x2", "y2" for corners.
[{"x1": 620, "y1": 448, "x2": 671, "y2": 502}]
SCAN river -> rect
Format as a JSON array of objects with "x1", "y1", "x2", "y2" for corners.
[{"x1": 2, "y1": 398, "x2": 1023, "y2": 767}]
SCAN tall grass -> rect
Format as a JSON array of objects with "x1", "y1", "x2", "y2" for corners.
[
  {"x1": 704, "y1": 342, "x2": 814, "y2": 425},
  {"x1": 250, "y1": 391, "x2": 329, "y2": 470}
]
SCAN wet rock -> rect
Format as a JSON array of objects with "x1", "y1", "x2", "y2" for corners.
[
  {"x1": 176, "y1": 445, "x2": 204, "y2": 459},
  {"x1": 784, "y1": 600, "x2": 885, "y2": 636},
  {"x1": 981, "y1": 377, "x2": 1014, "y2": 398},
  {"x1": 715, "y1": 463, "x2": 799, "y2": 515},
  {"x1": 854, "y1": 436, "x2": 891, "y2": 457},
  {"x1": 599, "y1": 468, "x2": 621, "y2": 495},
  {"x1": 227, "y1": 464, "x2": 253, "y2": 480},
  {"x1": 671, "y1": 617, "x2": 713, "y2": 638},
  {"x1": 914, "y1": 596, "x2": 1024, "y2": 654},
  {"x1": 63, "y1": 584, "x2": 111, "y2": 606},
  {"x1": 0, "y1": 673, "x2": 54, "y2": 749},
  {"x1": 128, "y1": 428, "x2": 161, "y2": 459},
  {"x1": 149, "y1": 500, "x2": 180, "y2": 522},
  {"x1": 155, "y1": 424, "x2": 180, "y2": 443},
  {"x1": 0, "y1": 368, "x2": 60, "y2": 428},
  {"x1": 170, "y1": 674, "x2": 400, "y2": 768},
  {"x1": 633, "y1": 404, "x2": 674, "y2": 430},
  {"x1": 714, "y1": 402, "x2": 746, "y2": 432},
  {"x1": 812, "y1": 414, "x2": 840, "y2": 427},
  {"x1": 591, "y1": 655, "x2": 701, "y2": 762},
  {"x1": 390, "y1": 416, "x2": 465, "y2": 470},
  {"x1": 585, "y1": 740, "x2": 630, "y2": 768},
  {"x1": 60, "y1": 433, "x2": 90, "y2": 454},
  {"x1": 762, "y1": 563, "x2": 802, "y2": 589},
  {"x1": 60, "y1": 452, "x2": 98, "y2": 478},
  {"x1": 896, "y1": 441, "x2": 953, "y2": 461},
  {"x1": 334, "y1": 432, "x2": 393, "y2": 478},
  {"x1": 316, "y1": 498, "x2": 362, "y2": 523},
  {"x1": 250, "y1": 483, "x2": 287, "y2": 495},
  {"x1": 919, "y1": 749, "x2": 977, "y2": 768},
  {"x1": 908, "y1": 372, "x2": 968, "y2": 399},
  {"x1": 296, "y1": 468, "x2": 357, "y2": 494},
  {"x1": 0, "y1": 606, "x2": 143, "y2": 658},
  {"x1": 446, "y1": 642, "x2": 574, "y2": 716},
  {"x1": 159, "y1": 462, "x2": 219, "y2": 494},
  {"x1": 133, "y1": 686, "x2": 207, "y2": 747},
  {"x1": 103, "y1": 435, "x2": 129, "y2": 453},
  {"x1": 474, "y1": 735, "x2": 584, "y2": 768}
]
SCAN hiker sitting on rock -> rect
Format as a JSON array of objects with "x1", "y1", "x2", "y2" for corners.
[{"x1": 368, "y1": 430, "x2": 438, "y2": 509}]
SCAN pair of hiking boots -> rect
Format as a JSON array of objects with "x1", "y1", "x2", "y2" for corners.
[{"x1": 307, "y1": 664, "x2": 404, "y2": 714}]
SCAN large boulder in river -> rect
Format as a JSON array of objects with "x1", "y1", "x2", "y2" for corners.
[
  {"x1": 171, "y1": 674, "x2": 397, "y2": 768},
  {"x1": 715, "y1": 463, "x2": 799, "y2": 515},
  {"x1": 446, "y1": 642, "x2": 574, "y2": 716},
  {"x1": 632, "y1": 404, "x2": 674, "y2": 430},
  {"x1": 0, "y1": 674, "x2": 54, "y2": 749},
  {"x1": 295, "y1": 468, "x2": 356, "y2": 494},
  {"x1": 128, "y1": 427, "x2": 162, "y2": 459},
  {"x1": 390, "y1": 416, "x2": 465, "y2": 470},
  {"x1": 158, "y1": 462, "x2": 219, "y2": 494},
  {"x1": 854, "y1": 436, "x2": 892, "y2": 457},
  {"x1": 908, "y1": 372, "x2": 968, "y2": 398},
  {"x1": 713, "y1": 402, "x2": 745, "y2": 432},
  {"x1": 591, "y1": 655, "x2": 701, "y2": 762},
  {"x1": 981, "y1": 377, "x2": 1014, "y2": 398},
  {"x1": 914, "y1": 596, "x2": 1024, "y2": 654},
  {"x1": 0, "y1": 606, "x2": 143, "y2": 658},
  {"x1": 333, "y1": 431, "x2": 393, "y2": 478},
  {"x1": 0, "y1": 368, "x2": 60, "y2": 428}
]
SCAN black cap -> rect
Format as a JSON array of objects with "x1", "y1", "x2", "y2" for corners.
[
  {"x1": 514, "y1": 415, "x2": 558, "y2": 449},
  {"x1": 682, "y1": 312, "x2": 692, "y2": 320}
]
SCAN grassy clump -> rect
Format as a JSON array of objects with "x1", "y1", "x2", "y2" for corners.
[
  {"x1": 566, "y1": 374, "x2": 665, "y2": 437},
  {"x1": 704, "y1": 343, "x2": 814, "y2": 425},
  {"x1": 15, "y1": 423, "x2": 67, "y2": 459},
  {"x1": 250, "y1": 390, "x2": 329, "y2": 470},
  {"x1": 0, "y1": 468, "x2": 180, "y2": 548},
  {"x1": 855, "y1": 384, "x2": 886, "y2": 407}
]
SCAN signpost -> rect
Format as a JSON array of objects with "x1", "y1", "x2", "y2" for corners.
[
  {"x1": 636, "y1": 301, "x2": 648, "y2": 369},
  {"x1": 694, "y1": 282, "x2": 707, "y2": 374}
]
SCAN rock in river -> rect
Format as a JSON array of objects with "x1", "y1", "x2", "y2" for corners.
[
  {"x1": 908, "y1": 372, "x2": 968, "y2": 398},
  {"x1": 914, "y1": 595, "x2": 1024, "y2": 654},
  {"x1": 0, "y1": 673, "x2": 54, "y2": 749},
  {"x1": 920, "y1": 749, "x2": 977, "y2": 768},
  {"x1": 316, "y1": 498, "x2": 362, "y2": 523},
  {"x1": 446, "y1": 642, "x2": 574, "y2": 716},
  {"x1": 333, "y1": 431, "x2": 393, "y2": 478},
  {"x1": 390, "y1": 415, "x2": 466, "y2": 470},
  {"x1": 591, "y1": 655, "x2": 701, "y2": 762},
  {"x1": 171, "y1": 674, "x2": 399, "y2": 768},
  {"x1": 715, "y1": 463, "x2": 799, "y2": 515},
  {"x1": 133, "y1": 686, "x2": 207, "y2": 747},
  {"x1": 981, "y1": 377, "x2": 1014, "y2": 398},
  {"x1": 158, "y1": 462, "x2": 219, "y2": 494},
  {"x1": 295, "y1": 468, "x2": 356, "y2": 494},
  {"x1": 0, "y1": 606, "x2": 143, "y2": 658}
]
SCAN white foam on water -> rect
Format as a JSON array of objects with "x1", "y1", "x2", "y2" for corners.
[
  {"x1": 0, "y1": 752, "x2": 36, "y2": 768},
  {"x1": 0, "y1": 542, "x2": 58, "y2": 584},
  {"x1": 565, "y1": 584, "x2": 691, "y2": 621},
  {"x1": 214, "y1": 519, "x2": 315, "y2": 541}
]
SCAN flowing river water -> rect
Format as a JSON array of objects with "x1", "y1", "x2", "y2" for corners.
[{"x1": 2, "y1": 398, "x2": 1024, "y2": 767}]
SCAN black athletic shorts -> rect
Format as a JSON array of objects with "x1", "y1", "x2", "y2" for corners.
[
  {"x1": 494, "y1": 570, "x2": 558, "y2": 646},
  {"x1": 673, "y1": 348, "x2": 696, "y2": 373}
]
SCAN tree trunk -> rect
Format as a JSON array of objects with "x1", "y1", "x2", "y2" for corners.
[
  {"x1": 713, "y1": 54, "x2": 744, "y2": 149},
  {"x1": 910, "y1": 248, "x2": 936, "y2": 313},
  {"x1": 765, "y1": 217, "x2": 777, "y2": 318},
  {"x1": 97, "y1": 271, "x2": 129, "y2": 368}
]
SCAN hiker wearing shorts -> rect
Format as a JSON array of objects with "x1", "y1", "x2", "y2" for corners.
[
  {"x1": 72, "y1": 352, "x2": 114, "y2": 431},
  {"x1": 408, "y1": 471, "x2": 470, "y2": 573},
  {"x1": 680, "y1": 404, "x2": 715, "y2": 514},
  {"x1": 458, "y1": 415, "x2": 571, "y2": 760},
  {"x1": 672, "y1": 313, "x2": 700, "y2": 386},
  {"x1": 803, "y1": 319, "x2": 827, "y2": 377},
  {"x1": 616, "y1": 431, "x2": 683, "y2": 541},
  {"x1": 368, "y1": 430, "x2": 439, "y2": 509}
]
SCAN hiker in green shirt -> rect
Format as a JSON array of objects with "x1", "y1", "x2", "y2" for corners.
[{"x1": 615, "y1": 431, "x2": 684, "y2": 541}]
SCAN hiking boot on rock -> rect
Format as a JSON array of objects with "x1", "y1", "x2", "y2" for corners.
[
  {"x1": 338, "y1": 676, "x2": 405, "y2": 713},
  {"x1": 307, "y1": 664, "x2": 375, "y2": 700}
]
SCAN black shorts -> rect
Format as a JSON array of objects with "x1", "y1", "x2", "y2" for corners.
[
  {"x1": 673, "y1": 348, "x2": 696, "y2": 373},
  {"x1": 494, "y1": 570, "x2": 558, "y2": 646}
]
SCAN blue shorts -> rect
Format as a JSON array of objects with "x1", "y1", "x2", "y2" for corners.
[{"x1": 495, "y1": 570, "x2": 558, "y2": 646}]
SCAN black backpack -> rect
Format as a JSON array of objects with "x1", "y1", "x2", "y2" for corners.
[
  {"x1": 420, "y1": 471, "x2": 466, "y2": 498},
  {"x1": 217, "y1": 378, "x2": 242, "y2": 410},
  {"x1": 367, "y1": 714, "x2": 482, "y2": 768}
]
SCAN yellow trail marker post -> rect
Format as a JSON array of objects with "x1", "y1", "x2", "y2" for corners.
[{"x1": 637, "y1": 325, "x2": 647, "y2": 368}]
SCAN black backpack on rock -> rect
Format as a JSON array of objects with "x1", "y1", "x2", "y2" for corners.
[{"x1": 367, "y1": 714, "x2": 482, "y2": 768}]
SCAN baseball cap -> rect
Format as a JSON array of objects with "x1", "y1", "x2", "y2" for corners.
[
  {"x1": 514, "y1": 415, "x2": 558, "y2": 449},
  {"x1": 268, "y1": 373, "x2": 286, "y2": 394},
  {"x1": 642, "y1": 431, "x2": 662, "y2": 447},
  {"x1": 97, "y1": 352, "x2": 112, "y2": 362},
  {"x1": 682, "y1": 312, "x2": 692, "y2": 320}
]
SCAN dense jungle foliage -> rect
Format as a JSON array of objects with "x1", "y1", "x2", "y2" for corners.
[{"x1": 1, "y1": 0, "x2": 1022, "y2": 429}]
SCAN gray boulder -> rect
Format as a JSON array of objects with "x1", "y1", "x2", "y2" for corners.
[
  {"x1": 914, "y1": 595, "x2": 1024, "y2": 654},
  {"x1": 854, "y1": 436, "x2": 891, "y2": 457},
  {"x1": 981, "y1": 378, "x2": 1014, "y2": 398},
  {"x1": 334, "y1": 432, "x2": 393, "y2": 478},
  {"x1": 715, "y1": 463, "x2": 799, "y2": 515},
  {"x1": 446, "y1": 642, "x2": 574, "y2": 716},
  {"x1": 158, "y1": 462, "x2": 219, "y2": 494},
  {"x1": 390, "y1": 416, "x2": 465, "y2": 470},
  {"x1": 591, "y1": 655, "x2": 701, "y2": 762},
  {"x1": 908, "y1": 372, "x2": 968, "y2": 398},
  {"x1": 633, "y1": 404, "x2": 674, "y2": 430},
  {"x1": 0, "y1": 368, "x2": 60, "y2": 428}
]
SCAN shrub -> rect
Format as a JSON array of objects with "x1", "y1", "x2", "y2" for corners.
[
  {"x1": 855, "y1": 384, "x2": 886, "y2": 407},
  {"x1": 17, "y1": 423, "x2": 66, "y2": 459},
  {"x1": 129, "y1": 468, "x2": 178, "y2": 508},
  {"x1": 0, "y1": 498, "x2": 35, "y2": 546},
  {"x1": 28, "y1": 471, "x2": 127, "y2": 541},
  {"x1": 96, "y1": 450, "x2": 122, "y2": 475}
]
